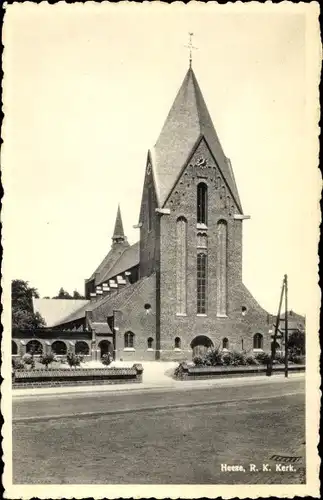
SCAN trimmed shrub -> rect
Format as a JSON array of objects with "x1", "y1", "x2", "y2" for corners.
[
  {"x1": 22, "y1": 353, "x2": 35, "y2": 369},
  {"x1": 12, "y1": 357, "x2": 25, "y2": 371},
  {"x1": 230, "y1": 350, "x2": 248, "y2": 366},
  {"x1": 39, "y1": 352, "x2": 55, "y2": 370},
  {"x1": 288, "y1": 331, "x2": 305, "y2": 355},
  {"x1": 255, "y1": 352, "x2": 271, "y2": 365},
  {"x1": 204, "y1": 347, "x2": 223, "y2": 366},
  {"x1": 274, "y1": 353, "x2": 285, "y2": 364},
  {"x1": 66, "y1": 352, "x2": 83, "y2": 369},
  {"x1": 102, "y1": 353, "x2": 113, "y2": 366},
  {"x1": 246, "y1": 355, "x2": 259, "y2": 365},
  {"x1": 289, "y1": 353, "x2": 305, "y2": 365},
  {"x1": 222, "y1": 352, "x2": 234, "y2": 366},
  {"x1": 174, "y1": 362, "x2": 187, "y2": 378},
  {"x1": 193, "y1": 355, "x2": 205, "y2": 366}
]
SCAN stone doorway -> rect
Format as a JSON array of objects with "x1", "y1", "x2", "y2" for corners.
[
  {"x1": 98, "y1": 340, "x2": 113, "y2": 359},
  {"x1": 190, "y1": 335, "x2": 214, "y2": 358}
]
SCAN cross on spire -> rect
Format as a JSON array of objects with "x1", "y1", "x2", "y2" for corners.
[{"x1": 185, "y1": 32, "x2": 198, "y2": 68}]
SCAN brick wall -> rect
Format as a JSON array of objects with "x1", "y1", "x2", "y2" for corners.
[
  {"x1": 89, "y1": 275, "x2": 157, "y2": 361},
  {"x1": 114, "y1": 275, "x2": 157, "y2": 360},
  {"x1": 157, "y1": 138, "x2": 271, "y2": 360}
]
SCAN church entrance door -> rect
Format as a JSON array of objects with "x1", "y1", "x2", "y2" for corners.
[
  {"x1": 98, "y1": 340, "x2": 113, "y2": 358},
  {"x1": 190, "y1": 336, "x2": 214, "y2": 359}
]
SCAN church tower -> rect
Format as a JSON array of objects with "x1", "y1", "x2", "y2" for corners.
[
  {"x1": 112, "y1": 204, "x2": 127, "y2": 245},
  {"x1": 85, "y1": 205, "x2": 130, "y2": 298},
  {"x1": 139, "y1": 65, "x2": 270, "y2": 359}
]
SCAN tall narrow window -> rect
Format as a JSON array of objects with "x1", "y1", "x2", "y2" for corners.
[
  {"x1": 217, "y1": 220, "x2": 227, "y2": 316},
  {"x1": 197, "y1": 252, "x2": 207, "y2": 314},
  {"x1": 124, "y1": 331, "x2": 135, "y2": 348},
  {"x1": 175, "y1": 337, "x2": 181, "y2": 349},
  {"x1": 176, "y1": 217, "x2": 187, "y2": 314},
  {"x1": 253, "y1": 333, "x2": 263, "y2": 350},
  {"x1": 197, "y1": 183, "x2": 208, "y2": 225},
  {"x1": 148, "y1": 187, "x2": 153, "y2": 232}
]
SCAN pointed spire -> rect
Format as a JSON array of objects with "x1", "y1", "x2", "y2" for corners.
[
  {"x1": 151, "y1": 67, "x2": 243, "y2": 212},
  {"x1": 112, "y1": 204, "x2": 126, "y2": 244}
]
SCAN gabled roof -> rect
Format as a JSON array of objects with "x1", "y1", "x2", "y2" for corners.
[
  {"x1": 90, "y1": 321, "x2": 112, "y2": 334},
  {"x1": 98, "y1": 241, "x2": 139, "y2": 285},
  {"x1": 151, "y1": 67, "x2": 242, "y2": 212},
  {"x1": 87, "y1": 241, "x2": 130, "y2": 284},
  {"x1": 87, "y1": 206, "x2": 139, "y2": 286},
  {"x1": 33, "y1": 298, "x2": 89, "y2": 328},
  {"x1": 87, "y1": 241, "x2": 139, "y2": 287}
]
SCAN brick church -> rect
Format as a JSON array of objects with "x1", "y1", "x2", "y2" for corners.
[{"x1": 13, "y1": 64, "x2": 275, "y2": 362}]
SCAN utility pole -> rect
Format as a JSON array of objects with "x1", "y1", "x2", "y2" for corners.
[
  {"x1": 268, "y1": 276, "x2": 286, "y2": 376},
  {"x1": 284, "y1": 274, "x2": 289, "y2": 378}
]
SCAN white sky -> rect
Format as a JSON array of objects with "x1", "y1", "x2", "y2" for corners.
[{"x1": 2, "y1": 3, "x2": 320, "y2": 314}]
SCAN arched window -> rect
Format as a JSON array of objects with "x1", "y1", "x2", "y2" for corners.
[
  {"x1": 176, "y1": 216, "x2": 187, "y2": 315},
  {"x1": 253, "y1": 333, "x2": 263, "y2": 350},
  {"x1": 222, "y1": 338, "x2": 229, "y2": 349},
  {"x1": 191, "y1": 335, "x2": 213, "y2": 357},
  {"x1": 75, "y1": 341, "x2": 90, "y2": 355},
  {"x1": 12, "y1": 340, "x2": 18, "y2": 355},
  {"x1": 175, "y1": 337, "x2": 181, "y2": 349},
  {"x1": 147, "y1": 337, "x2": 154, "y2": 349},
  {"x1": 217, "y1": 220, "x2": 227, "y2": 316},
  {"x1": 124, "y1": 331, "x2": 135, "y2": 348},
  {"x1": 51, "y1": 340, "x2": 67, "y2": 355},
  {"x1": 26, "y1": 340, "x2": 43, "y2": 355},
  {"x1": 197, "y1": 252, "x2": 207, "y2": 314},
  {"x1": 197, "y1": 183, "x2": 208, "y2": 225}
]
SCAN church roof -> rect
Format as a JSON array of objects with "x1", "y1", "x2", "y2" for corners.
[
  {"x1": 87, "y1": 206, "x2": 139, "y2": 286},
  {"x1": 87, "y1": 241, "x2": 129, "y2": 284},
  {"x1": 90, "y1": 321, "x2": 112, "y2": 334},
  {"x1": 151, "y1": 67, "x2": 242, "y2": 211},
  {"x1": 99, "y1": 241, "x2": 139, "y2": 285},
  {"x1": 56, "y1": 274, "x2": 153, "y2": 326},
  {"x1": 87, "y1": 241, "x2": 139, "y2": 287},
  {"x1": 33, "y1": 298, "x2": 89, "y2": 328}
]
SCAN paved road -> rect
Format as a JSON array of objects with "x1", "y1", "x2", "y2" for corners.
[{"x1": 13, "y1": 377, "x2": 305, "y2": 484}]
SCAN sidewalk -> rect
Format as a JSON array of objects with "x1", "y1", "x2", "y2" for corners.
[{"x1": 13, "y1": 364, "x2": 304, "y2": 399}]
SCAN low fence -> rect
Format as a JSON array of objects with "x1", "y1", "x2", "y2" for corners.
[
  {"x1": 175, "y1": 363, "x2": 305, "y2": 380},
  {"x1": 12, "y1": 364, "x2": 143, "y2": 389}
]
